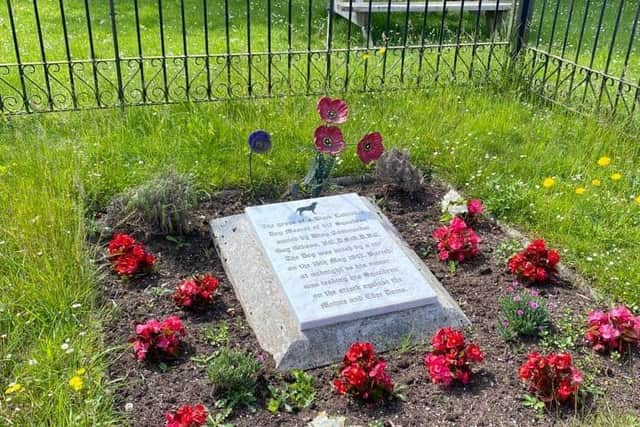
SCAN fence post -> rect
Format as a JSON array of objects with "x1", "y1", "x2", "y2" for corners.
[
  {"x1": 511, "y1": 0, "x2": 535, "y2": 58},
  {"x1": 108, "y1": 0, "x2": 125, "y2": 109}
]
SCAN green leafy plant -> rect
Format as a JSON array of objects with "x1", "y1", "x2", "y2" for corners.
[
  {"x1": 267, "y1": 370, "x2": 316, "y2": 413},
  {"x1": 522, "y1": 394, "x2": 546, "y2": 416},
  {"x1": 105, "y1": 169, "x2": 198, "y2": 235},
  {"x1": 499, "y1": 288, "x2": 550, "y2": 340},
  {"x1": 540, "y1": 308, "x2": 583, "y2": 351},
  {"x1": 208, "y1": 401, "x2": 234, "y2": 427},
  {"x1": 203, "y1": 322, "x2": 230, "y2": 348},
  {"x1": 207, "y1": 348, "x2": 261, "y2": 409}
]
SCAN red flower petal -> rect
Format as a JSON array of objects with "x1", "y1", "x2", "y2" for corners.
[
  {"x1": 314, "y1": 125, "x2": 345, "y2": 155},
  {"x1": 356, "y1": 132, "x2": 384, "y2": 164}
]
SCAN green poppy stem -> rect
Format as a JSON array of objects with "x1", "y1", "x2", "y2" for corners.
[{"x1": 249, "y1": 151, "x2": 254, "y2": 190}]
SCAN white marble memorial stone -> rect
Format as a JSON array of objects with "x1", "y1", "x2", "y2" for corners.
[
  {"x1": 211, "y1": 193, "x2": 469, "y2": 369},
  {"x1": 245, "y1": 193, "x2": 438, "y2": 329}
]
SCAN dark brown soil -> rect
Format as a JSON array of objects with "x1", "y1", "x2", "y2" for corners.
[{"x1": 99, "y1": 182, "x2": 640, "y2": 427}]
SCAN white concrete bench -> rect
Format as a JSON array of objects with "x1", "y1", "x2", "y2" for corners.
[{"x1": 333, "y1": 1, "x2": 513, "y2": 44}]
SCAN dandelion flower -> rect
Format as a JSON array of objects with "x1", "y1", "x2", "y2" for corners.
[
  {"x1": 378, "y1": 46, "x2": 387, "y2": 55},
  {"x1": 635, "y1": 195, "x2": 640, "y2": 205},
  {"x1": 575, "y1": 187, "x2": 586, "y2": 195},
  {"x1": 597, "y1": 156, "x2": 611, "y2": 167},
  {"x1": 4, "y1": 383, "x2": 23, "y2": 394},
  {"x1": 361, "y1": 53, "x2": 370, "y2": 61},
  {"x1": 75, "y1": 368, "x2": 86, "y2": 376},
  {"x1": 591, "y1": 179, "x2": 601, "y2": 187},
  {"x1": 68, "y1": 376, "x2": 83, "y2": 392},
  {"x1": 543, "y1": 177, "x2": 555, "y2": 189},
  {"x1": 611, "y1": 173, "x2": 622, "y2": 181}
]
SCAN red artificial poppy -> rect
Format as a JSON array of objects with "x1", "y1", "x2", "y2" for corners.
[
  {"x1": 317, "y1": 96, "x2": 349, "y2": 124},
  {"x1": 314, "y1": 125, "x2": 345, "y2": 155},
  {"x1": 356, "y1": 132, "x2": 384, "y2": 164}
]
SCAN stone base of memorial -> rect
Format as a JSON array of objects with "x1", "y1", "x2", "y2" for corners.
[{"x1": 210, "y1": 193, "x2": 469, "y2": 370}]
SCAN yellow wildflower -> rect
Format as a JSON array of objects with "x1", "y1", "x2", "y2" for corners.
[
  {"x1": 75, "y1": 368, "x2": 86, "y2": 376},
  {"x1": 68, "y1": 376, "x2": 83, "y2": 392},
  {"x1": 575, "y1": 187, "x2": 586, "y2": 195},
  {"x1": 611, "y1": 173, "x2": 622, "y2": 181},
  {"x1": 597, "y1": 156, "x2": 611, "y2": 167},
  {"x1": 378, "y1": 46, "x2": 387, "y2": 55},
  {"x1": 0, "y1": 165, "x2": 7, "y2": 176},
  {"x1": 543, "y1": 177, "x2": 555, "y2": 189},
  {"x1": 591, "y1": 179, "x2": 601, "y2": 187},
  {"x1": 361, "y1": 53, "x2": 371, "y2": 61},
  {"x1": 635, "y1": 195, "x2": 640, "y2": 205},
  {"x1": 4, "y1": 383, "x2": 23, "y2": 394}
]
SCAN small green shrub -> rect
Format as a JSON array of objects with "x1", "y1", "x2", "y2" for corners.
[
  {"x1": 498, "y1": 289, "x2": 550, "y2": 340},
  {"x1": 267, "y1": 370, "x2": 315, "y2": 414},
  {"x1": 375, "y1": 148, "x2": 429, "y2": 194},
  {"x1": 207, "y1": 348, "x2": 261, "y2": 407},
  {"x1": 106, "y1": 170, "x2": 197, "y2": 235}
]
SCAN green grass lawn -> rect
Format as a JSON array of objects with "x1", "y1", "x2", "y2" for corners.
[{"x1": 1, "y1": 86, "x2": 639, "y2": 424}]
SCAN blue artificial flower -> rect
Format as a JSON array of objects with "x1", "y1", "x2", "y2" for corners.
[{"x1": 248, "y1": 130, "x2": 272, "y2": 154}]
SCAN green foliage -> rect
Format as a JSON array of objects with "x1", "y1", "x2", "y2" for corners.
[
  {"x1": 574, "y1": 353, "x2": 606, "y2": 400},
  {"x1": 494, "y1": 238, "x2": 524, "y2": 264},
  {"x1": 522, "y1": 394, "x2": 546, "y2": 416},
  {"x1": 203, "y1": 322, "x2": 230, "y2": 348},
  {"x1": 106, "y1": 170, "x2": 198, "y2": 235},
  {"x1": 498, "y1": 290, "x2": 550, "y2": 341},
  {"x1": 267, "y1": 370, "x2": 316, "y2": 414},
  {"x1": 208, "y1": 402, "x2": 234, "y2": 427},
  {"x1": 540, "y1": 309, "x2": 584, "y2": 352},
  {"x1": 207, "y1": 348, "x2": 261, "y2": 408}
]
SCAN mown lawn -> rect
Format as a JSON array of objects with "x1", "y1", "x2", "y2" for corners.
[{"x1": 1, "y1": 86, "x2": 639, "y2": 425}]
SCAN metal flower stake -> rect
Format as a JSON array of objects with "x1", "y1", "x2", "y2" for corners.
[
  {"x1": 247, "y1": 130, "x2": 272, "y2": 189},
  {"x1": 292, "y1": 97, "x2": 385, "y2": 199}
]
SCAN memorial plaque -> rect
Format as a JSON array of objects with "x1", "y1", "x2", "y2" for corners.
[{"x1": 245, "y1": 193, "x2": 438, "y2": 330}]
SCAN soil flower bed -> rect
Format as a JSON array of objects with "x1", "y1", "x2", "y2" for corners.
[{"x1": 99, "y1": 181, "x2": 640, "y2": 426}]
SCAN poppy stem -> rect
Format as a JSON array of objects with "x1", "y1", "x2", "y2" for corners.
[{"x1": 249, "y1": 151, "x2": 254, "y2": 190}]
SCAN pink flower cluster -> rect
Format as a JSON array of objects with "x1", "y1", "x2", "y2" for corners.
[
  {"x1": 333, "y1": 342, "x2": 394, "y2": 401},
  {"x1": 518, "y1": 352, "x2": 583, "y2": 404},
  {"x1": 173, "y1": 274, "x2": 220, "y2": 309},
  {"x1": 432, "y1": 217, "x2": 481, "y2": 263},
  {"x1": 585, "y1": 305, "x2": 640, "y2": 353},
  {"x1": 507, "y1": 239, "x2": 560, "y2": 284},
  {"x1": 424, "y1": 328, "x2": 484, "y2": 386},
  {"x1": 164, "y1": 403, "x2": 208, "y2": 427},
  {"x1": 467, "y1": 199, "x2": 484, "y2": 216},
  {"x1": 130, "y1": 316, "x2": 185, "y2": 361},
  {"x1": 108, "y1": 233, "x2": 156, "y2": 277}
]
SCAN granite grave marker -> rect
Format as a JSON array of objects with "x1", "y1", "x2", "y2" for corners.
[{"x1": 210, "y1": 193, "x2": 468, "y2": 369}]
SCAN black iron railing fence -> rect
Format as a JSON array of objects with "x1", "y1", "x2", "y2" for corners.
[
  {"x1": 0, "y1": 0, "x2": 638, "y2": 122},
  {"x1": 525, "y1": 0, "x2": 640, "y2": 121}
]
